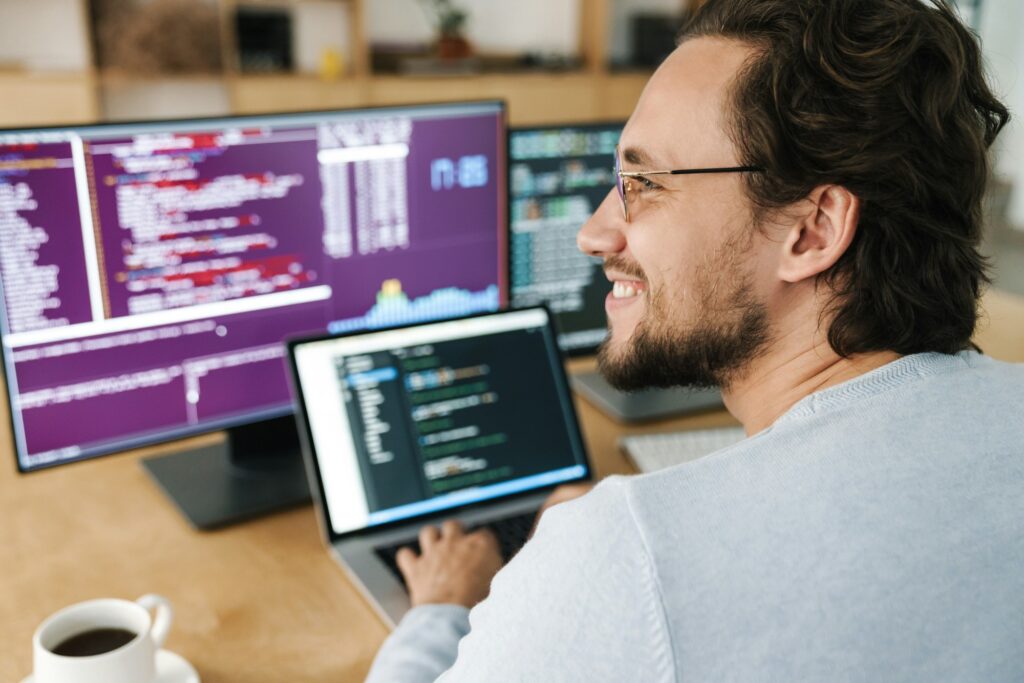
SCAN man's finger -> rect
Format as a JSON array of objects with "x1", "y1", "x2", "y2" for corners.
[
  {"x1": 419, "y1": 525, "x2": 440, "y2": 549},
  {"x1": 395, "y1": 547, "x2": 416, "y2": 575},
  {"x1": 441, "y1": 519, "x2": 464, "y2": 538}
]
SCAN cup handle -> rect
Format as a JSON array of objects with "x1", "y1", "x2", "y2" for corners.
[{"x1": 136, "y1": 594, "x2": 173, "y2": 649}]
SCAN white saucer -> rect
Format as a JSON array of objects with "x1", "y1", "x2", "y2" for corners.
[
  {"x1": 155, "y1": 650, "x2": 200, "y2": 683},
  {"x1": 21, "y1": 648, "x2": 200, "y2": 683}
]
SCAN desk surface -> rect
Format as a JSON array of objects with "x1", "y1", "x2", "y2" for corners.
[{"x1": 2, "y1": 289, "x2": 1022, "y2": 682}]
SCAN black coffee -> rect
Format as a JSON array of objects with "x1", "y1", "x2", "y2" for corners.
[{"x1": 51, "y1": 628, "x2": 137, "y2": 657}]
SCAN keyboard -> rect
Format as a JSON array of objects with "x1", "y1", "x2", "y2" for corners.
[
  {"x1": 621, "y1": 427, "x2": 746, "y2": 473},
  {"x1": 375, "y1": 510, "x2": 537, "y2": 586}
]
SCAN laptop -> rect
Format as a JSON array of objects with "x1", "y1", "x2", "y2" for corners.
[{"x1": 287, "y1": 307, "x2": 593, "y2": 626}]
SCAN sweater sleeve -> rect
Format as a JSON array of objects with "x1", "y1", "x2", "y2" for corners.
[
  {"x1": 365, "y1": 604, "x2": 471, "y2": 683},
  {"x1": 365, "y1": 476, "x2": 675, "y2": 682}
]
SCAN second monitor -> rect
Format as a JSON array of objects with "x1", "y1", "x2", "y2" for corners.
[
  {"x1": 508, "y1": 122, "x2": 616, "y2": 354},
  {"x1": 508, "y1": 122, "x2": 722, "y2": 421}
]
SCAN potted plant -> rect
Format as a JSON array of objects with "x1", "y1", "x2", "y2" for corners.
[{"x1": 420, "y1": 0, "x2": 472, "y2": 60}]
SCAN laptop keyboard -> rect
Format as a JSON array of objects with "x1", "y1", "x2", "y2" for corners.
[{"x1": 374, "y1": 511, "x2": 537, "y2": 587}]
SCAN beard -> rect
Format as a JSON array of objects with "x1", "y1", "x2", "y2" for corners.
[{"x1": 597, "y1": 241, "x2": 771, "y2": 393}]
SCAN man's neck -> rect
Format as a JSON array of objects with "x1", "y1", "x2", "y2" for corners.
[{"x1": 722, "y1": 330, "x2": 901, "y2": 436}]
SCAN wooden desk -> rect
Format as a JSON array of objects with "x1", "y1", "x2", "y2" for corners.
[{"x1": 2, "y1": 289, "x2": 1022, "y2": 682}]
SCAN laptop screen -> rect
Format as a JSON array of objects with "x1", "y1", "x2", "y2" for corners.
[{"x1": 289, "y1": 308, "x2": 590, "y2": 537}]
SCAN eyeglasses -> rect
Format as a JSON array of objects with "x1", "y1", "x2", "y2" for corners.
[{"x1": 614, "y1": 145, "x2": 764, "y2": 221}]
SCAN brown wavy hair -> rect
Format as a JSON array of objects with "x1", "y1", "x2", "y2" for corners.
[{"x1": 681, "y1": 0, "x2": 1009, "y2": 356}]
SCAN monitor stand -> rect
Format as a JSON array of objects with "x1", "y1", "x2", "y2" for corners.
[
  {"x1": 141, "y1": 415, "x2": 310, "y2": 530},
  {"x1": 572, "y1": 371, "x2": 723, "y2": 423}
]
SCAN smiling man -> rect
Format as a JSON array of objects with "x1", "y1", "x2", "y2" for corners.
[{"x1": 366, "y1": 1, "x2": 1024, "y2": 681}]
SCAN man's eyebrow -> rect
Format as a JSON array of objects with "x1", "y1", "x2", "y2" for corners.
[{"x1": 621, "y1": 146, "x2": 654, "y2": 168}]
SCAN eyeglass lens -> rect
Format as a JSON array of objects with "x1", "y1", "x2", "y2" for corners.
[{"x1": 614, "y1": 147, "x2": 628, "y2": 221}]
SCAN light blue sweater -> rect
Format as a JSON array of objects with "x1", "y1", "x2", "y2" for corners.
[{"x1": 367, "y1": 352, "x2": 1024, "y2": 682}]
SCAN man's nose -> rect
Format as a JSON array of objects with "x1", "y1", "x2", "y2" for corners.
[{"x1": 577, "y1": 188, "x2": 627, "y2": 258}]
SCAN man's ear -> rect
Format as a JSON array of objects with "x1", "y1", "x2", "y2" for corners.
[{"x1": 777, "y1": 185, "x2": 859, "y2": 284}]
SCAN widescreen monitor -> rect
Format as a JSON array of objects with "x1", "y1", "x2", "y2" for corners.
[
  {"x1": 508, "y1": 121, "x2": 623, "y2": 355},
  {"x1": 0, "y1": 101, "x2": 506, "y2": 496}
]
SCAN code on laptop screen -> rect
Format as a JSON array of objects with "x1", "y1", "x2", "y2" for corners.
[{"x1": 293, "y1": 309, "x2": 588, "y2": 534}]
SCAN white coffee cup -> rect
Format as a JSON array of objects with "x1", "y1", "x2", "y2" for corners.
[{"x1": 33, "y1": 594, "x2": 173, "y2": 683}]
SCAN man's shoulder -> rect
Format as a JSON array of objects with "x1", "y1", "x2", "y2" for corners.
[
  {"x1": 535, "y1": 475, "x2": 641, "y2": 541},
  {"x1": 618, "y1": 352, "x2": 1024, "y2": 529},
  {"x1": 494, "y1": 476, "x2": 662, "y2": 622},
  {"x1": 781, "y1": 351, "x2": 1024, "y2": 422},
  {"x1": 457, "y1": 478, "x2": 676, "y2": 681},
  {"x1": 516, "y1": 476, "x2": 665, "y2": 583},
  {"x1": 543, "y1": 351, "x2": 1024, "y2": 562},
  {"x1": 956, "y1": 352, "x2": 1024, "y2": 398}
]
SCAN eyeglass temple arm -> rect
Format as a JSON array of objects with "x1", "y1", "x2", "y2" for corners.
[{"x1": 619, "y1": 166, "x2": 763, "y2": 177}]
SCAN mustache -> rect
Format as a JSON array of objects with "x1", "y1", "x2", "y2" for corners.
[{"x1": 603, "y1": 255, "x2": 647, "y2": 282}]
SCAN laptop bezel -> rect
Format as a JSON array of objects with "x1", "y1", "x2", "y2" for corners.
[{"x1": 287, "y1": 306, "x2": 593, "y2": 545}]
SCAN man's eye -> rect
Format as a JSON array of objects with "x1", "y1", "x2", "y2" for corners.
[{"x1": 636, "y1": 176, "x2": 661, "y2": 191}]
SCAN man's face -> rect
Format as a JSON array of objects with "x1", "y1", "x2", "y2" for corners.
[{"x1": 578, "y1": 38, "x2": 774, "y2": 391}]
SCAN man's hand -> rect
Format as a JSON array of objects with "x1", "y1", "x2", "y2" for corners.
[
  {"x1": 531, "y1": 482, "x2": 595, "y2": 536},
  {"x1": 396, "y1": 520, "x2": 503, "y2": 609}
]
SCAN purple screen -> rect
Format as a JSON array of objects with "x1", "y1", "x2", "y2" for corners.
[{"x1": 0, "y1": 102, "x2": 505, "y2": 470}]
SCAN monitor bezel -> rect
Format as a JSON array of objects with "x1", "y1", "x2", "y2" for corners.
[
  {"x1": 506, "y1": 119, "x2": 625, "y2": 358},
  {"x1": 1, "y1": 98, "x2": 509, "y2": 474},
  {"x1": 286, "y1": 305, "x2": 593, "y2": 545}
]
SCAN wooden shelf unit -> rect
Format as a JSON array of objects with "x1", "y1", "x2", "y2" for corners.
[{"x1": 0, "y1": 0, "x2": 692, "y2": 127}]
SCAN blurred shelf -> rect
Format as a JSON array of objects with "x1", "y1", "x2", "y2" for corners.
[
  {"x1": 228, "y1": 73, "x2": 368, "y2": 114},
  {"x1": 229, "y1": 0, "x2": 356, "y2": 5},
  {"x1": 0, "y1": 71, "x2": 99, "y2": 127},
  {"x1": 97, "y1": 71, "x2": 227, "y2": 87},
  {"x1": 229, "y1": 72, "x2": 365, "y2": 82},
  {"x1": 0, "y1": 0, "x2": 663, "y2": 127}
]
